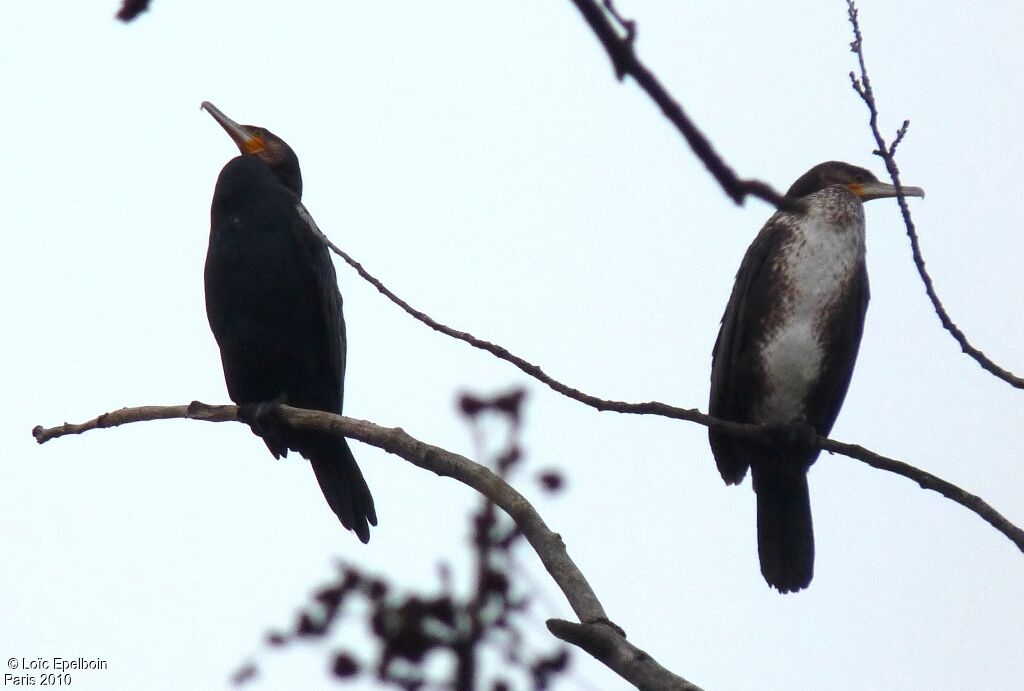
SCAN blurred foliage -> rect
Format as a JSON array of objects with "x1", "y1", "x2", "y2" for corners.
[{"x1": 233, "y1": 388, "x2": 571, "y2": 690}]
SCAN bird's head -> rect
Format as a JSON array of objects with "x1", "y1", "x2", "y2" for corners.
[
  {"x1": 785, "y1": 161, "x2": 924, "y2": 203},
  {"x1": 201, "y1": 101, "x2": 302, "y2": 197}
]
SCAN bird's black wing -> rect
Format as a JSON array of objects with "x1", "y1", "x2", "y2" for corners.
[
  {"x1": 804, "y1": 261, "x2": 869, "y2": 436},
  {"x1": 290, "y1": 201, "x2": 376, "y2": 541},
  {"x1": 293, "y1": 201, "x2": 347, "y2": 412},
  {"x1": 709, "y1": 212, "x2": 794, "y2": 484}
]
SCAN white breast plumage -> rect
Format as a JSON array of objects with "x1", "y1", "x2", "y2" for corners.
[{"x1": 755, "y1": 189, "x2": 866, "y2": 424}]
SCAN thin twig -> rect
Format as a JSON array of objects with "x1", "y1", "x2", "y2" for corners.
[
  {"x1": 33, "y1": 403, "x2": 1024, "y2": 555},
  {"x1": 889, "y1": 119, "x2": 909, "y2": 158},
  {"x1": 306, "y1": 239, "x2": 1024, "y2": 551},
  {"x1": 33, "y1": 403, "x2": 703, "y2": 691},
  {"x1": 301, "y1": 205, "x2": 719, "y2": 426},
  {"x1": 824, "y1": 438, "x2": 1023, "y2": 549},
  {"x1": 568, "y1": 0, "x2": 798, "y2": 211},
  {"x1": 847, "y1": 0, "x2": 1023, "y2": 388}
]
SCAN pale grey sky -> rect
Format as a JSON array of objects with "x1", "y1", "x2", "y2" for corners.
[{"x1": 2, "y1": 2, "x2": 1022, "y2": 689}]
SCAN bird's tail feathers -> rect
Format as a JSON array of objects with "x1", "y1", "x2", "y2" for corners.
[
  {"x1": 752, "y1": 467, "x2": 814, "y2": 593},
  {"x1": 302, "y1": 432, "x2": 377, "y2": 543}
]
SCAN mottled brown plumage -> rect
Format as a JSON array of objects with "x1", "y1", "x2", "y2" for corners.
[{"x1": 709, "y1": 161, "x2": 923, "y2": 592}]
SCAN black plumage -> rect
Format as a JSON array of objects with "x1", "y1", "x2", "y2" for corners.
[
  {"x1": 709, "y1": 161, "x2": 923, "y2": 592},
  {"x1": 201, "y1": 101, "x2": 376, "y2": 542}
]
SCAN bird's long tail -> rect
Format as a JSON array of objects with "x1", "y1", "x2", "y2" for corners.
[
  {"x1": 301, "y1": 431, "x2": 377, "y2": 543},
  {"x1": 752, "y1": 467, "x2": 814, "y2": 593}
]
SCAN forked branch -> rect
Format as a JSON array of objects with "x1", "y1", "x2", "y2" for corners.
[
  {"x1": 567, "y1": 0, "x2": 796, "y2": 211},
  {"x1": 847, "y1": 0, "x2": 1023, "y2": 388},
  {"x1": 33, "y1": 403, "x2": 703, "y2": 691}
]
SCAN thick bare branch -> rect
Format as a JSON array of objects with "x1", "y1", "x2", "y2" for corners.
[
  {"x1": 33, "y1": 402, "x2": 1024, "y2": 559},
  {"x1": 32, "y1": 402, "x2": 234, "y2": 441},
  {"x1": 847, "y1": 0, "x2": 1023, "y2": 389},
  {"x1": 548, "y1": 619, "x2": 701, "y2": 691},
  {"x1": 33, "y1": 403, "x2": 703, "y2": 691},
  {"x1": 567, "y1": 0, "x2": 797, "y2": 211}
]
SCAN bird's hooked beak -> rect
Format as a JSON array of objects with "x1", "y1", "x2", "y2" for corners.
[
  {"x1": 201, "y1": 101, "x2": 266, "y2": 156},
  {"x1": 848, "y1": 180, "x2": 925, "y2": 201}
]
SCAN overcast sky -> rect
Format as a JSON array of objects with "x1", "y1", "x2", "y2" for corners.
[{"x1": 2, "y1": 2, "x2": 1022, "y2": 689}]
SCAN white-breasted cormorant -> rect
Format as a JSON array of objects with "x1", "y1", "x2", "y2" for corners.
[{"x1": 709, "y1": 161, "x2": 923, "y2": 592}]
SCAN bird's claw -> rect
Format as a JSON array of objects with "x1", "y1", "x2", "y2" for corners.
[{"x1": 238, "y1": 395, "x2": 288, "y2": 450}]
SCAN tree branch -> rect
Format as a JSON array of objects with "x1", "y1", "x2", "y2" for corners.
[
  {"x1": 307, "y1": 233, "x2": 1024, "y2": 555},
  {"x1": 33, "y1": 402, "x2": 703, "y2": 691},
  {"x1": 33, "y1": 402, "x2": 1024, "y2": 561},
  {"x1": 824, "y1": 437, "x2": 1023, "y2": 551},
  {"x1": 847, "y1": 0, "x2": 1024, "y2": 389},
  {"x1": 547, "y1": 619, "x2": 701, "y2": 691},
  {"x1": 115, "y1": 0, "x2": 150, "y2": 22},
  {"x1": 567, "y1": 0, "x2": 797, "y2": 211}
]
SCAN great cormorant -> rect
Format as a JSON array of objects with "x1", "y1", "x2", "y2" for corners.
[
  {"x1": 709, "y1": 161, "x2": 924, "y2": 592},
  {"x1": 201, "y1": 101, "x2": 376, "y2": 542}
]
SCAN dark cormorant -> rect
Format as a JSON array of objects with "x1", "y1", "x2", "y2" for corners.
[
  {"x1": 201, "y1": 101, "x2": 376, "y2": 542},
  {"x1": 709, "y1": 161, "x2": 924, "y2": 592}
]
